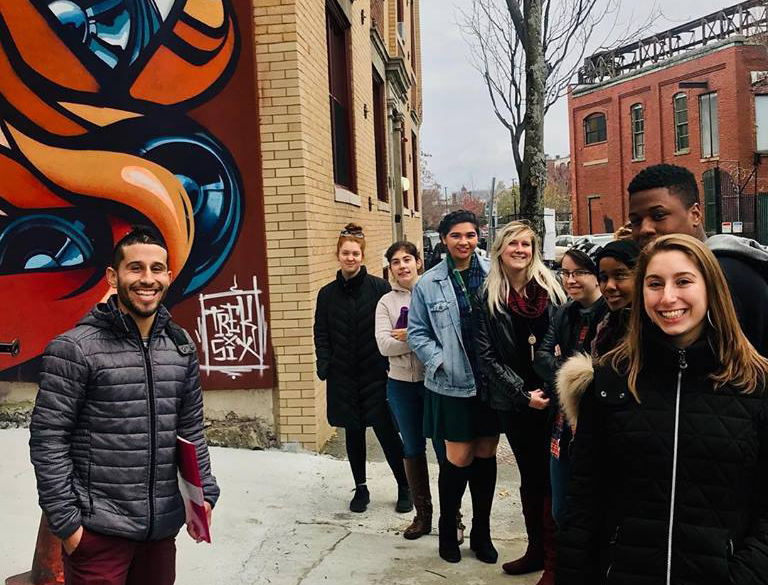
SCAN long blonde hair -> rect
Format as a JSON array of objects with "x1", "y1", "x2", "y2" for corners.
[
  {"x1": 605, "y1": 234, "x2": 768, "y2": 399},
  {"x1": 484, "y1": 221, "x2": 567, "y2": 315}
]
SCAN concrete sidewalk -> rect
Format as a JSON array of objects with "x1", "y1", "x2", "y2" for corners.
[{"x1": 1, "y1": 429, "x2": 541, "y2": 584}]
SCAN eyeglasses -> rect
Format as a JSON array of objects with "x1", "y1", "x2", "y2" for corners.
[
  {"x1": 558, "y1": 269, "x2": 593, "y2": 280},
  {"x1": 340, "y1": 230, "x2": 365, "y2": 238}
]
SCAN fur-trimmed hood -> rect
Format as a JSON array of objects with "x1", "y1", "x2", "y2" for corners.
[{"x1": 555, "y1": 353, "x2": 594, "y2": 425}]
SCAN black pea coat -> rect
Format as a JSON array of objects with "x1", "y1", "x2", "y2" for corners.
[
  {"x1": 556, "y1": 330, "x2": 768, "y2": 585},
  {"x1": 313, "y1": 266, "x2": 391, "y2": 429}
]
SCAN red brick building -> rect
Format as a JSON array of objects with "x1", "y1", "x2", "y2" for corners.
[{"x1": 568, "y1": 1, "x2": 768, "y2": 238}]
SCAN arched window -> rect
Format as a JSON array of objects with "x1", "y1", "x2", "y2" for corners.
[
  {"x1": 673, "y1": 93, "x2": 689, "y2": 152},
  {"x1": 631, "y1": 103, "x2": 644, "y2": 159},
  {"x1": 584, "y1": 113, "x2": 607, "y2": 144}
]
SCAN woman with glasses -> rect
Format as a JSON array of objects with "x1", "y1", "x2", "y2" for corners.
[
  {"x1": 534, "y1": 241, "x2": 608, "y2": 528},
  {"x1": 474, "y1": 221, "x2": 567, "y2": 585},
  {"x1": 314, "y1": 223, "x2": 412, "y2": 514},
  {"x1": 592, "y1": 240, "x2": 641, "y2": 357},
  {"x1": 556, "y1": 235, "x2": 768, "y2": 584},
  {"x1": 408, "y1": 210, "x2": 499, "y2": 564}
]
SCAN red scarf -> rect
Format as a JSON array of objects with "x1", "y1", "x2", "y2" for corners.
[{"x1": 507, "y1": 279, "x2": 549, "y2": 318}]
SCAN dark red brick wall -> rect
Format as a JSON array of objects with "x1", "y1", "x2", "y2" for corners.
[{"x1": 568, "y1": 42, "x2": 768, "y2": 235}]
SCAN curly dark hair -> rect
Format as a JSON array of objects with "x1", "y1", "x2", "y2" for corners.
[
  {"x1": 627, "y1": 164, "x2": 699, "y2": 209},
  {"x1": 438, "y1": 210, "x2": 479, "y2": 238}
]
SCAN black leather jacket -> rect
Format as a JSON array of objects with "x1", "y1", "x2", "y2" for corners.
[
  {"x1": 475, "y1": 291, "x2": 556, "y2": 411},
  {"x1": 30, "y1": 297, "x2": 219, "y2": 541}
]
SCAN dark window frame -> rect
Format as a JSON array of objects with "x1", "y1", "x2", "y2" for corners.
[
  {"x1": 584, "y1": 113, "x2": 607, "y2": 145},
  {"x1": 326, "y1": 2, "x2": 357, "y2": 191},
  {"x1": 372, "y1": 68, "x2": 388, "y2": 202},
  {"x1": 699, "y1": 92, "x2": 719, "y2": 158},
  {"x1": 401, "y1": 135, "x2": 409, "y2": 209},
  {"x1": 674, "y1": 92, "x2": 689, "y2": 153},
  {"x1": 631, "y1": 103, "x2": 645, "y2": 160},
  {"x1": 411, "y1": 131, "x2": 419, "y2": 212}
]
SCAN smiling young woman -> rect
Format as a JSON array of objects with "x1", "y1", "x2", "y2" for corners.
[
  {"x1": 556, "y1": 234, "x2": 768, "y2": 585},
  {"x1": 474, "y1": 221, "x2": 567, "y2": 584},
  {"x1": 314, "y1": 223, "x2": 411, "y2": 514}
]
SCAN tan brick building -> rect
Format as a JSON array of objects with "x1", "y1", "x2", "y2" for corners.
[{"x1": 255, "y1": 0, "x2": 424, "y2": 450}]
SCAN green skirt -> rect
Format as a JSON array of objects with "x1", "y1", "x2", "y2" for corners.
[{"x1": 423, "y1": 388, "x2": 500, "y2": 442}]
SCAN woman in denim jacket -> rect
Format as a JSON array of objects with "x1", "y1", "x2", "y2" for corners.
[{"x1": 408, "y1": 210, "x2": 499, "y2": 564}]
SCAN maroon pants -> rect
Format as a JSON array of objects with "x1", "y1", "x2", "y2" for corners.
[{"x1": 62, "y1": 529, "x2": 176, "y2": 585}]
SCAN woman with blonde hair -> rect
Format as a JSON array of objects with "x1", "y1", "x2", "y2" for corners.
[
  {"x1": 556, "y1": 234, "x2": 768, "y2": 584},
  {"x1": 475, "y1": 221, "x2": 566, "y2": 585}
]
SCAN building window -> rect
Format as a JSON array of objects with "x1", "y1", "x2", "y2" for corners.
[
  {"x1": 326, "y1": 4, "x2": 355, "y2": 190},
  {"x1": 756, "y1": 95, "x2": 768, "y2": 152},
  {"x1": 673, "y1": 93, "x2": 689, "y2": 152},
  {"x1": 401, "y1": 135, "x2": 409, "y2": 209},
  {"x1": 372, "y1": 69, "x2": 388, "y2": 202},
  {"x1": 412, "y1": 131, "x2": 419, "y2": 212},
  {"x1": 699, "y1": 92, "x2": 719, "y2": 158},
  {"x1": 631, "y1": 103, "x2": 644, "y2": 160},
  {"x1": 584, "y1": 113, "x2": 606, "y2": 145}
]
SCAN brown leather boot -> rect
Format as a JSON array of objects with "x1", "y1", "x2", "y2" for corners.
[
  {"x1": 535, "y1": 495, "x2": 556, "y2": 585},
  {"x1": 502, "y1": 488, "x2": 544, "y2": 575},
  {"x1": 403, "y1": 456, "x2": 432, "y2": 540}
]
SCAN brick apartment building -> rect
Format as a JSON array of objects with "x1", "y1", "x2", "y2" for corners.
[
  {"x1": 569, "y1": 1, "x2": 768, "y2": 239},
  {"x1": 257, "y1": 0, "x2": 424, "y2": 450},
  {"x1": 0, "y1": 0, "x2": 423, "y2": 454}
]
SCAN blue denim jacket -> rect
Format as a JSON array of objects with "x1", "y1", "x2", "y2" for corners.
[{"x1": 407, "y1": 254, "x2": 490, "y2": 398}]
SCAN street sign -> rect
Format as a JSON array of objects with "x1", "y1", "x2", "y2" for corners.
[
  {"x1": 733, "y1": 221, "x2": 743, "y2": 234},
  {"x1": 721, "y1": 222, "x2": 732, "y2": 234}
]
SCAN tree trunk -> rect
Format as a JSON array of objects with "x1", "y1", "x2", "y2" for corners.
[{"x1": 520, "y1": 0, "x2": 547, "y2": 233}]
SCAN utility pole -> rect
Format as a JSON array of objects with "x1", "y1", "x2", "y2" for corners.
[{"x1": 489, "y1": 177, "x2": 496, "y2": 244}]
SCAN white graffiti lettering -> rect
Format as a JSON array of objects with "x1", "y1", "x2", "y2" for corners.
[{"x1": 196, "y1": 275, "x2": 269, "y2": 379}]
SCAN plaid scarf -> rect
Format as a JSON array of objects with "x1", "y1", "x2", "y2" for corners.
[
  {"x1": 447, "y1": 253, "x2": 485, "y2": 370},
  {"x1": 507, "y1": 279, "x2": 549, "y2": 318}
]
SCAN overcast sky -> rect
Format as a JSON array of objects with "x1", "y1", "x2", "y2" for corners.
[{"x1": 420, "y1": 0, "x2": 738, "y2": 194}]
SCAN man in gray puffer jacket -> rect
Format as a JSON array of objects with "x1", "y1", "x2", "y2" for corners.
[{"x1": 30, "y1": 226, "x2": 219, "y2": 585}]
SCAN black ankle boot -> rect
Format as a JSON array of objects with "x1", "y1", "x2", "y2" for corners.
[
  {"x1": 396, "y1": 484, "x2": 413, "y2": 513},
  {"x1": 438, "y1": 460, "x2": 470, "y2": 563},
  {"x1": 468, "y1": 456, "x2": 498, "y2": 564},
  {"x1": 349, "y1": 484, "x2": 370, "y2": 513}
]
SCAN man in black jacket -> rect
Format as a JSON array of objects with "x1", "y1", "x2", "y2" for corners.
[
  {"x1": 30, "y1": 226, "x2": 219, "y2": 585},
  {"x1": 628, "y1": 163, "x2": 768, "y2": 355}
]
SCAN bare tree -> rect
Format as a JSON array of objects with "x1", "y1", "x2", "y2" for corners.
[{"x1": 460, "y1": 0, "x2": 657, "y2": 229}]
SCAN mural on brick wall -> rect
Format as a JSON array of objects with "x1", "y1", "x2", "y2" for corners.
[{"x1": 0, "y1": 0, "x2": 273, "y2": 389}]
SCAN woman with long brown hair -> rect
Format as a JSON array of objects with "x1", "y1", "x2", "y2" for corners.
[{"x1": 556, "y1": 234, "x2": 768, "y2": 584}]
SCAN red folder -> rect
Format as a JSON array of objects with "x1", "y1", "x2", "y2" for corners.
[{"x1": 176, "y1": 436, "x2": 212, "y2": 543}]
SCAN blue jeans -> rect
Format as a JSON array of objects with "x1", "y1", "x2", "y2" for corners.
[
  {"x1": 387, "y1": 378, "x2": 446, "y2": 462},
  {"x1": 550, "y1": 424, "x2": 572, "y2": 527}
]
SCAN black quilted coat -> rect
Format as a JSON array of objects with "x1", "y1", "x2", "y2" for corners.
[
  {"x1": 557, "y1": 330, "x2": 768, "y2": 585},
  {"x1": 314, "y1": 267, "x2": 391, "y2": 428},
  {"x1": 29, "y1": 297, "x2": 219, "y2": 542}
]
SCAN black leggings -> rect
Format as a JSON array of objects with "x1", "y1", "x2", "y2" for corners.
[
  {"x1": 499, "y1": 408, "x2": 550, "y2": 495},
  {"x1": 345, "y1": 418, "x2": 407, "y2": 487}
]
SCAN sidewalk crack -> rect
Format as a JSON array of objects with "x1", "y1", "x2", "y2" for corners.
[{"x1": 295, "y1": 529, "x2": 351, "y2": 585}]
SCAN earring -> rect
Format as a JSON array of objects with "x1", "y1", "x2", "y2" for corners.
[{"x1": 706, "y1": 309, "x2": 716, "y2": 329}]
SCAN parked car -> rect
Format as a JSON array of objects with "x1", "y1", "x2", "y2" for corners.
[
  {"x1": 554, "y1": 234, "x2": 577, "y2": 264},
  {"x1": 574, "y1": 233, "x2": 615, "y2": 248}
]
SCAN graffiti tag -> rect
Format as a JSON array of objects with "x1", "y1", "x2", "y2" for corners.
[{"x1": 196, "y1": 276, "x2": 269, "y2": 379}]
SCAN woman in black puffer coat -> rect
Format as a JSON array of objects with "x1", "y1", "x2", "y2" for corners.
[
  {"x1": 555, "y1": 234, "x2": 768, "y2": 585},
  {"x1": 314, "y1": 223, "x2": 410, "y2": 514}
]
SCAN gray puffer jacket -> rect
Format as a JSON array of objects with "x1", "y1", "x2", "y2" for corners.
[{"x1": 30, "y1": 296, "x2": 219, "y2": 541}]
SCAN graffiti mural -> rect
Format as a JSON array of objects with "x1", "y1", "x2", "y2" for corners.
[{"x1": 0, "y1": 0, "x2": 273, "y2": 389}]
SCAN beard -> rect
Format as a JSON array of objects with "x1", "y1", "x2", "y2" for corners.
[{"x1": 115, "y1": 279, "x2": 168, "y2": 319}]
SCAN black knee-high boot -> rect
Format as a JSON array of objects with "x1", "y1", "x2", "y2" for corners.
[
  {"x1": 438, "y1": 460, "x2": 470, "y2": 563},
  {"x1": 469, "y1": 456, "x2": 498, "y2": 563}
]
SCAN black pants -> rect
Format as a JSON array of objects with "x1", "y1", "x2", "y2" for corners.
[
  {"x1": 499, "y1": 408, "x2": 550, "y2": 495},
  {"x1": 345, "y1": 418, "x2": 407, "y2": 487}
]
